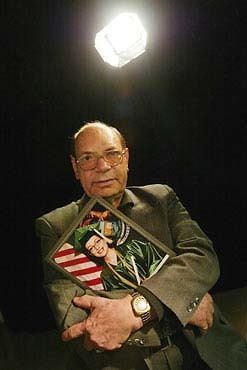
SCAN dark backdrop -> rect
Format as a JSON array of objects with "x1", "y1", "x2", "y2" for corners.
[{"x1": 2, "y1": 0, "x2": 246, "y2": 333}]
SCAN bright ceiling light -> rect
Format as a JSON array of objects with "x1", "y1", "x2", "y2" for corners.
[{"x1": 95, "y1": 12, "x2": 147, "y2": 68}]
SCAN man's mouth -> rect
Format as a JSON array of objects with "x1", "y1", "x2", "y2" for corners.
[{"x1": 94, "y1": 178, "x2": 116, "y2": 186}]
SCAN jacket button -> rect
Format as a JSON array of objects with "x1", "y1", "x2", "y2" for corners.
[{"x1": 134, "y1": 338, "x2": 145, "y2": 345}]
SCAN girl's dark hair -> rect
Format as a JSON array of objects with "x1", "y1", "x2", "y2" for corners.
[{"x1": 80, "y1": 234, "x2": 115, "y2": 266}]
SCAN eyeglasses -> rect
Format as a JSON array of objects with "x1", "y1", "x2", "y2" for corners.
[{"x1": 76, "y1": 149, "x2": 127, "y2": 171}]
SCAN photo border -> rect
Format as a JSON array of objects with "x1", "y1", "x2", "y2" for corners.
[{"x1": 45, "y1": 196, "x2": 175, "y2": 290}]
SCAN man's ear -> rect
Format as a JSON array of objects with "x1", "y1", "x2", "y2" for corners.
[
  {"x1": 70, "y1": 154, "x2": 80, "y2": 180},
  {"x1": 124, "y1": 148, "x2": 129, "y2": 166}
]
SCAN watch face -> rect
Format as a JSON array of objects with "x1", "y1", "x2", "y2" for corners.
[{"x1": 133, "y1": 295, "x2": 150, "y2": 315}]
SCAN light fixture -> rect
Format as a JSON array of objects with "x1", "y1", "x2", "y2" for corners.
[{"x1": 95, "y1": 12, "x2": 147, "y2": 68}]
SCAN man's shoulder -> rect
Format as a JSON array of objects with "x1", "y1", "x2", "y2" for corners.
[
  {"x1": 126, "y1": 183, "x2": 174, "y2": 203},
  {"x1": 36, "y1": 199, "x2": 82, "y2": 225}
]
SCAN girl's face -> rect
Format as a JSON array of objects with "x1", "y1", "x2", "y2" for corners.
[{"x1": 85, "y1": 235, "x2": 109, "y2": 258}]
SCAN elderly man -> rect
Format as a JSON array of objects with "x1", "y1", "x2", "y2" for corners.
[{"x1": 36, "y1": 121, "x2": 246, "y2": 370}]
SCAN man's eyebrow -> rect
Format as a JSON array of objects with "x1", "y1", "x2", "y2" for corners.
[
  {"x1": 76, "y1": 151, "x2": 94, "y2": 159},
  {"x1": 104, "y1": 147, "x2": 119, "y2": 151},
  {"x1": 78, "y1": 147, "x2": 119, "y2": 157},
  {"x1": 78, "y1": 151, "x2": 94, "y2": 155}
]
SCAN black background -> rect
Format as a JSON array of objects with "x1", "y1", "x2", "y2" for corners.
[{"x1": 2, "y1": 0, "x2": 247, "y2": 333}]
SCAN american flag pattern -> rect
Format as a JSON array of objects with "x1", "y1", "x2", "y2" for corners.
[{"x1": 53, "y1": 242, "x2": 104, "y2": 290}]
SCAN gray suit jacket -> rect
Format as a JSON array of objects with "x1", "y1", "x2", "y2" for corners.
[{"x1": 36, "y1": 184, "x2": 246, "y2": 370}]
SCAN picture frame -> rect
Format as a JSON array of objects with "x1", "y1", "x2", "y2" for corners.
[{"x1": 45, "y1": 196, "x2": 175, "y2": 292}]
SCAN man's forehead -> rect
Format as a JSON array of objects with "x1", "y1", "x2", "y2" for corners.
[{"x1": 75, "y1": 126, "x2": 122, "y2": 150}]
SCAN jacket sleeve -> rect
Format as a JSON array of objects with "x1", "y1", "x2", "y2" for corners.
[
  {"x1": 35, "y1": 217, "x2": 87, "y2": 329},
  {"x1": 138, "y1": 185, "x2": 220, "y2": 326}
]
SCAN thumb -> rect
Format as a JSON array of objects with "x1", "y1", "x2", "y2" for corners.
[{"x1": 73, "y1": 294, "x2": 95, "y2": 310}]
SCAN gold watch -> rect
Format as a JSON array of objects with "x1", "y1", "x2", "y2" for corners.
[{"x1": 131, "y1": 292, "x2": 151, "y2": 324}]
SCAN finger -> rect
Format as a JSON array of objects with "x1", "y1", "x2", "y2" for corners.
[
  {"x1": 198, "y1": 320, "x2": 208, "y2": 330},
  {"x1": 207, "y1": 309, "x2": 214, "y2": 328},
  {"x1": 207, "y1": 294, "x2": 214, "y2": 309},
  {"x1": 61, "y1": 320, "x2": 87, "y2": 342},
  {"x1": 210, "y1": 298, "x2": 215, "y2": 314},
  {"x1": 73, "y1": 295, "x2": 95, "y2": 310},
  {"x1": 211, "y1": 303, "x2": 215, "y2": 315},
  {"x1": 205, "y1": 292, "x2": 213, "y2": 302}
]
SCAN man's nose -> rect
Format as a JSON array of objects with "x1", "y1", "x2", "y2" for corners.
[{"x1": 96, "y1": 156, "x2": 111, "y2": 171}]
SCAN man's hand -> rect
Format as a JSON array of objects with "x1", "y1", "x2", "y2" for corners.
[
  {"x1": 188, "y1": 293, "x2": 214, "y2": 330},
  {"x1": 61, "y1": 294, "x2": 143, "y2": 351}
]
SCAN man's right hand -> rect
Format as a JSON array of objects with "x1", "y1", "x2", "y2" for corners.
[{"x1": 61, "y1": 294, "x2": 143, "y2": 351}]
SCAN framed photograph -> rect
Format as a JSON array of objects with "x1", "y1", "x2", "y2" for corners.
[{"x1": 46, "y1": 196, "x2": 175, "y2": 292}]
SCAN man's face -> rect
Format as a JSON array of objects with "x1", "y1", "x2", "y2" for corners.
[
  {"x1": 85, "y1": 235, "x2": 108, "y2": 258},
  {"x1": 71, "y1": 126, "x2": 129, "y2": 200}
]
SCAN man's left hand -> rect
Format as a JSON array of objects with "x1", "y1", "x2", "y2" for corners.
[{"x1": 188, "y1": 293, "x2": 214, "y2": 330}]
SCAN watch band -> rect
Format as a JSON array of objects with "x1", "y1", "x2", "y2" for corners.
[
  {"x1": 139, "y1": 310, "x2": 152, "y2": 325},
  {"x1": 131, "y1": 292, "x2": 152, "y2": 325}
]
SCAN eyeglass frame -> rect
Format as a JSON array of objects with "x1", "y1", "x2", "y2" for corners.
[{"x1": 75, "y1": 148, "x2": 128, "y2": 171}]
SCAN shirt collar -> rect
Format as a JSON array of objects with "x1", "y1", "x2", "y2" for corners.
[
  {"x1": 77, "y1": 193, "x2": 90, "y2": 212},
  {"x1": 77, "y1": 188, "x2": 135, "y2": 212},
  {"x1": 119, "y1": 189, "x2": 135, "y2": 209}
]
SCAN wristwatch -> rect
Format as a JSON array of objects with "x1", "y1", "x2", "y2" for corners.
[{"x1": 131, "y1": 292, "x2": 151, "y2": 325}]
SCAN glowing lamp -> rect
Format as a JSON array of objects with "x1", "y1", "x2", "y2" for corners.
[{"x1": 95, "y1": 12, "x2": 147, "y2": 68}]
